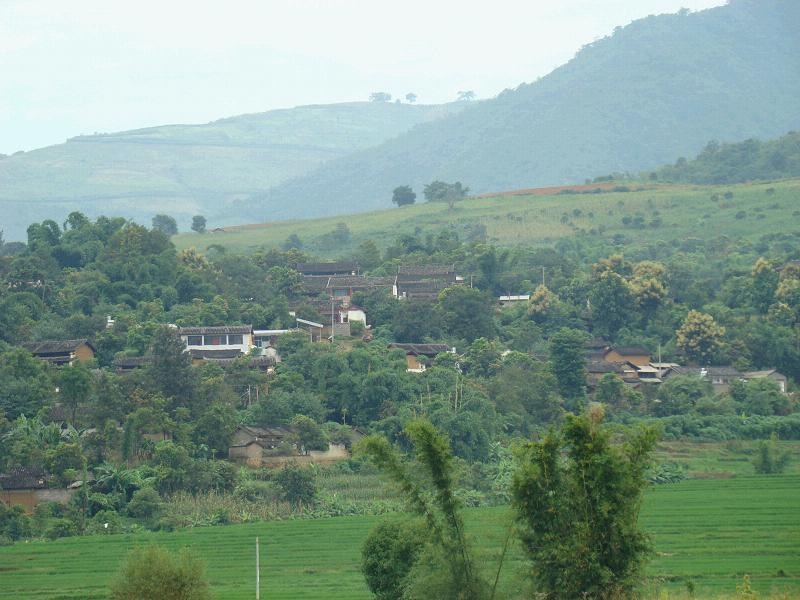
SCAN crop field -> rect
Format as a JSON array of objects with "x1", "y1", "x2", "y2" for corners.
[
  {"x1": 173, "y1": 178, "x2": 800, "y2": 257},
  {"x1": 1, "y1": 475, "x2": 797, "y2": 599}
]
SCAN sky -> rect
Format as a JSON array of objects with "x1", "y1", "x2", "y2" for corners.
[{"x1": 0, "y1": 0, "x2": 726, "y2": 154}]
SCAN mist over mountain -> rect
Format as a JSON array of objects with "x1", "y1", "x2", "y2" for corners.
[
  {"x1": 0, "y1": 102, "x2": 459, "y2": 239},
  {"x1": 240, "y1": 0, "x2": 800, "y2": 222}
]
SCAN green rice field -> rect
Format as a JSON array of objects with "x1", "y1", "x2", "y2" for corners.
[{"x1": 0, "y1": 475, "x2": 798, "y2": 599}]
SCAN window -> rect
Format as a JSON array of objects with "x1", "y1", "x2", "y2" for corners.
[
  {"x1": 186, "y1": 335, "x2": 203, "y2": 346},
  {"x1": 204, "y1": 335, "x2": 224, "y2": 346},
  {"x1": 227, "y1": 334, "x2": 244, "y2": 345}
]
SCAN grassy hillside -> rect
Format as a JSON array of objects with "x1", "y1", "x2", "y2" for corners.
[
  {"x1": 0, "y1": 102, "x2": 460, "y2": 240},
  {"x1": 175, "y1": 179, "x2": 800, "y2": 257},
  {"x1": 239, "y1": 0, "x2": 800, "y2": 223},
  {"x1": 0, "y1": 475, "x2": 797, "y2": 599}
]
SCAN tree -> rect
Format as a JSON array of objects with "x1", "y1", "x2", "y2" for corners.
[
  {"x1": 282, "y1": 233, "x2": 303, "y2": 251},
  {"x1": 110, "y1": 545, "x2": 211, "y2": 600},
  {"x1": 126, "y1": 487, "x2": 163, "y2": 519},
  {"x1": 151, "y1": 214, "x2": 178, "y2": 235},
  {"x1": 354, "y1": 239, "x2": 381, "y2": 270},
  {"x1": 274, "y1": 463, "x2": 317, "y2": 506},
  {"x1": 57, "y1": 362, "x2": 93, "y2": 423},
  {"x1": 362, "y1": 520, "x2": 426, "y2": 600},
  {"x1": 192, "y1": 403, "x2": 237, "y2": 457},
  {"x1": 190, "y1": 215, "x2": 206, "y2": 234},
  {"x1": 405, "y1": 92, "x2": 418, "y2": 104},
  {"x1": 751, "y1": 258, "x2": 778, "y2": 313},
  {"x1": 457, "y1": 90, "x2": 476, "y2": 101},
  {"x1": 676, "y1": 310, "x2": 725, "y2": 364},
  {"x1": 512, "y1": 408, "x2": 658, "y2": 600},
  {"x1": 437, "y1": 286, "x2": 494, "y2": 342},
  {"x1": 370, "y1": 92, "x2": 392, "y2": 103},
  {"x1": 0, "y1": 348, "x2": 53, "y2": 419},
  {"x1": 392, "y1": 185, "x2": 416, "y2": 207},
  {"x1": 589, "y1": 270, "x2": 633, "y2": 338},
  {"x1": 359, "y1": 421, "x2": 488, "y2": 599},
  {"x1": 291, "y1": 414, "x2": 328, "y2": 453},
  {"x1": 148, "y1": 326, "x2": 194, "y2": 406},
  {"x1": 548, "y1": 328, "x2": 588, "y2": 408}
]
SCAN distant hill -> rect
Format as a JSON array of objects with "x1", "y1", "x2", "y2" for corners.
[
  {"x1": 0, "y1": 102, "x2": 460, "y2": 239},
  {"x1": 646, "y1": 131, "x2": 800, "y2": 184},
  {"x1": 240, "y1": 0, "x2": 800, "y2": 222}
]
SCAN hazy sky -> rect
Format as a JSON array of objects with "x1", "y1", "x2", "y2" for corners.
[{"x1": 1, "y1": 0, "x2": 726, "y2": 154}]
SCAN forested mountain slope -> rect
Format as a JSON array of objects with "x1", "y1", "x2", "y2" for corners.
[
  {"x1": 647, "y1": 131, "x2": 800, "y2": 184},
  {"x1": 240, "y1": 0, "x2": 800, "y2": 222},
  {"x1": 0, "y1": 102, "x2": 459, "y2": 239}
]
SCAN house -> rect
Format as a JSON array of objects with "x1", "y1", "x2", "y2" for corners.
[
  {"x1": 0, "y1": 468, "x2": 76, "y2": 513},
  {"x1": 326, "y1": 275, "x2": 394, "y2": 302},
  {"x1": 394, "y1": 264, "x2": 461, "y2": 300},
  {"x1": 584, "y1": 338, "x2": 611, "y2": 361},
  {"x1": 228, "y1": 424, "x2": 350, "y2": 467},
  {"x1": 695, "y1": 366, "x2": 789, "y2": 394},
  {"x1": 743, "y1": 370, "x2": 788, "y2": 394},
  {"x1": 178, "y1": 325, "x2": 254, "y2": 357},
  {"x1": 114, "y1": 355, "x2": 151, "y2": 373},
  {"x1": 498, "y1": 295, "x2": 531, "y2": 306},
  {"x1": 586, "y1": 360, "x2": 640, "y2": 389},
  {"x1": 21, "y1": 339, "x2": 96, "y2": 366},
  {"x1": 389, "y1": 343, "x2": 455, "y2": 372},
  {"x1": 602, "y1": 346, "x2": 651, "y2": 366},
  {"x1": 295, "y1": 261, "x2": 358, "y2": 277}
]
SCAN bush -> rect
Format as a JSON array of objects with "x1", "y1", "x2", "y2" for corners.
[
  {"x1": 752, "y1": 434, "x2": 791, "y2": 474},
  {"x1": 110, "y1": 545, "x2": 211, "y2": 600},
  {"x1": 45, "y1": 518, "x2": 78, "y2": 540},
  {"x1": 274, "y1": 464, "x2": 317, "y2": 506},
  {"x1": 362, "y1": 520, "x2": 427, "y2": 600},
  {"x1": 127, "y1": 487, "x2": 163, "y2": 520}
]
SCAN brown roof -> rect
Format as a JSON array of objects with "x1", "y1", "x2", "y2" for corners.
[
  {"x1": 605, "y1": 346, "x2": 650, "y2": 357},
  {"x1": 587, "y1": 360, "x2": 626, "y2": 374},
  {"x1": 178, "y1": 325, "x2": 252, "y2": 335},
  {"x1": 189, "y1": 349, "x2": 246, "y2": 360},
  {"x1": 389, "y1": 343, "x2": 453, "y2": 356},
  {"x1": 21, "y1": 339, "x2": 94, "y2": 356}
]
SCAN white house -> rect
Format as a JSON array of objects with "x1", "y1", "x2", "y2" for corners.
[{"x1": 177, "y1": 325, "x2": 254, "y2": 355}]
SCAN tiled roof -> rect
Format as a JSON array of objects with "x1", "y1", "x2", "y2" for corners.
[
  {"x1": 178, "y1": 325, "x2": 252, "y2": 335},
  {"x1": 21, "y1": 339, "x2": 93, "y2": 355},
  {"x1": 0, "y1": 468, "x2": 53, "y2": 490},
  {"x1": 389, "y1": 343, "x2": 453, "y2": 356},
  {"x1": 114, "y1": 356, "x2": 151, "y2": 368},
  {"x1": 398, "y1": 264, "x2": 455, "y2": 276},
  {"x1": 587, "y1": 360, "x2": 625, "y2": 374},
  {"x1": 608, "y1": 346, "x2": 650, "y2": 356},
  {"x1": 296, "y1": 262, "x2": 357, "y2": 275}
]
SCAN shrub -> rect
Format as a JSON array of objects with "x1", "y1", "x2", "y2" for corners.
[
  {"x1": 362, "y1": 520, "x2": 427, "y2": 600},
  {"x1": 127, "y1": 487, "x2": 163, "y2": 520},
  {"x1": 110, "y1": 545, "x2": 211, "y2": 600},
  {"x1": 45, "y1": 518, "x2": 78, "y2": 540},
  {"x1": 752, "y1": 434, "x2": 791, "y2": 474},
  {"x1": 274, "y1": 463, "x2": 317, "y2": 506}
]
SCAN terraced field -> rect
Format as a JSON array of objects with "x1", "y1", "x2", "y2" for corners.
[
  {"x1": 1, "y1": 475, "x2": 797, "y2": 599},
  {"x1": 173, "y1": 178, "x2": 800, "y2": 257}
]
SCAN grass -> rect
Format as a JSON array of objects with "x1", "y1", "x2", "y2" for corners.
[
  {"x1": 173, "y1": 178, "x2": 800, "y2": 257},
  {"x1": 1, "y1": 475, "x2": 798, "y2": 599}
]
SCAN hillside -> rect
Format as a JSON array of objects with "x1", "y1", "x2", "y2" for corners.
[
  {"x1": 0, "y1": 102, "x2": 460, "y2": 240},
  {"x1": 175, "y1": 179, "x2": 800, "y2": 257},
  {"x1": 647, "y1": 130, "x2": 800, "y2": 184},
  {"x1": 239, "y1": 0, "x2": 800, "y2": 222}
]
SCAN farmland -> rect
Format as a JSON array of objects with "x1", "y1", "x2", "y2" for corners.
[
  {"x1": 173, "y1": 178, "x2": 800, "y2": 257},
  {"x1": 1, "y1": 474, "x2": 797, "y2": 599}
]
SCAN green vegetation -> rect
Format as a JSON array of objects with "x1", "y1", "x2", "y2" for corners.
[
  {"x1": 110, "y1": 545, "x2": 210, "y2": 600},
  {"x1": 175, "y1": 179, "x2": 800, "y2": 257},
  {"x1": 0, "y1": 102, "x2": 461, "y2": 240},
  {"x1": 239, "y1": 1, "x2": 800, "y2": 223},
  {"x1": 648, "y1": 131, "x2": 800, "y2": 184},
  {"x1": 0, "y1": 475, "x2": 797, "y2": 599}
]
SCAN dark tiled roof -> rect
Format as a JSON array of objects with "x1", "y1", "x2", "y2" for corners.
[
  {"x1": 296, "y1": 262, "x2": 357, "y2": 275},
  {"x1": 587, "y1": 360, "x2": 626, "y2": 374},
  {"x1": 700, "y1": 366, "x2": 743, "y2": 377},
  {"x1": 21, "y1": 339, "x2": 93, "y2": 355},
  {"x1": 389, "y1": 343, "x2": 453, "y2": 356},
  {"x1": 328, "y1": 275, "x2": 393, "y2": 288},
  {"x1": 178, "y1": 325, "x2": 252, "y2": 335},
  {"x1": 584, "y1": 338, "x2": 611, "y2": 349},
  {"x1": 0, "y1": 468, "x2": 53, "y2": 490},
  {"x1": 114, "y1": 356, "x2": 151, "y2": 369},
  {"x1": 301, "y1": 276, "x2": 332, "y2": 292},
  {"x1": 398, "y1": 264, "x2": 455, "y2": 277},
  {"x1": 607, "y1": 346, "x2": 650, "y2": 356}
]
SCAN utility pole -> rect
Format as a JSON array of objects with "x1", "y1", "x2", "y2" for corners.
[
  {"x1": 256, "y1": 537, "x2": 261, "y2": 600},
  {"x1": 331, "y1": 299, "x2": 335, "y2": 343}
]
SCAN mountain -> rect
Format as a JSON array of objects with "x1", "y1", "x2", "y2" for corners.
[
  {"x1": 647, "y1": 131, "x2": 800, "y2": 184},
  {"x1": 240, "y1": 0, "x2": 800, "y2": 222},
  {"x1": 0, "y1": 102, "x2": 460, "y2": 239}
]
